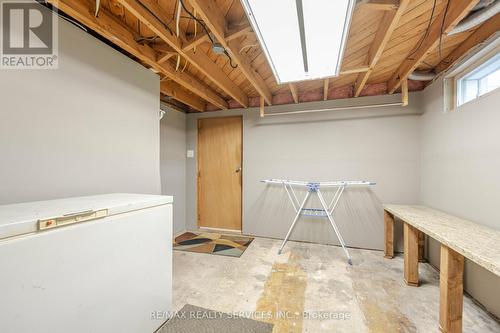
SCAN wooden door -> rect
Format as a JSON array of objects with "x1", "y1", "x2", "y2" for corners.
[{"x1": 197, "y1": 116, "x2": 242, "y2": 231}]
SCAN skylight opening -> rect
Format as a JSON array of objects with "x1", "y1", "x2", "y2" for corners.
[{"x1": 241, "y1": 0, "x2": 355, "y2": 84}]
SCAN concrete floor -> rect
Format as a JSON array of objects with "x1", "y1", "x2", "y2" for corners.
[{"x1": 172, "y1": 237, "x2": 500, "y2": 333}]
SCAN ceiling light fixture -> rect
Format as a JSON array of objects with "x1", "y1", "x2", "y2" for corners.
[{"x1": 241, "y1": 0, "x2": 355, "y2": 84}]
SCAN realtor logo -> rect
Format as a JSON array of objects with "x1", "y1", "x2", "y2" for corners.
[{"x1": 1, "y1": 0, "x2": 58, "y2": 69}]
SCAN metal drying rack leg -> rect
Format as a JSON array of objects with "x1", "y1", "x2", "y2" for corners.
[
  {"x1": 317, "y1": 188, "x2": 352, "y2": 265},
  {"x1": 278, "y1": 191, "x2": 311, "y2": 254}
]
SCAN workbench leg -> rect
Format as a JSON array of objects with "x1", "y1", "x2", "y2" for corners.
[
  {"x1": 384, "y1": 210, "x2": 394, "y2": 258},
  {"x1": 404, "y1": 223, "x2": 419, "y2": 286},
  {"x1": 439, "y1": 245, "x2": 464, "y2": 333},
  {"x1": 418, "y1": 231, "x2": 426, "y2": 262}
]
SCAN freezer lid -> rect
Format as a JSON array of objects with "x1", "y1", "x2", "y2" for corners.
[{"x1": 0, "y1": 193, "x2": 173, "y2": 240}]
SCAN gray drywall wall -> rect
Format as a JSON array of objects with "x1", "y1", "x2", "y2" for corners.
[
  {"x1": 0, "y1": 5, "x2": 161, "y2": 204},
  {"x1": 421, "y1": 78, "x2": 500, "y2": 318},
  {"x1": 160, "y1": 109, "x2": 187, "y2": 234},
  {"x1": 186, "y1": 94, "x2": 423, "y2": 251}
]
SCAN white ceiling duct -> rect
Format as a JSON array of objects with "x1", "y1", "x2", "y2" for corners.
[
  {"x1": 448, "y1": 0, "x2": 500, "y2": 36},
  {"x1": 408, "y1": 71, "x2": 436, "y2": 81}
]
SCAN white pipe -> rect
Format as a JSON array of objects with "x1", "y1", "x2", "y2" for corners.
[
  {"x1": 448, "y1": 0, "x2": 500, "y2": 36},
  {"x1": 409, "y1": 71, "x2": 436, "y2": 81},
  {"x1": 263, "y1": 102, "x2": 403, "y2": 117}
]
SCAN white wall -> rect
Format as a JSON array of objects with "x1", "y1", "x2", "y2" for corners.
[
  {"x1": 421, "y1": 78, "x2": 500, "y2": 317},
  {"x1": 160, "y1": 109, "x2": 186, "y2": 234},
  {"x1": 0, "y1": 5, "x2": 161, "y2": 204},
  {"x1": 185, "y1": 94, "x2": 423, "y2": 250}
]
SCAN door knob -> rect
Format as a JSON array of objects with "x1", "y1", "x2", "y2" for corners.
[{"x1": 235, "y1": 167, "x2": 242, "y2": 173}]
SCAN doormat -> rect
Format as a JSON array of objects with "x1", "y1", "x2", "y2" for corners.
[
  {"x1": 173, "y1": 232, "x2": 254, "y2": 257},
  {"x1": 158, "y1": 304, "x2": 273, "y2": 333}
]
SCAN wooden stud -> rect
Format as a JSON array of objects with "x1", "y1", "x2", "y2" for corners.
[
  {"x1": 289, "y1": 84, "x2": 299, "y2": 104},
  {"x1": 259, "y1": 96, "x2": 265, "y2": 118},
  {"x1": 402, "y1": 79, "x2": 408, "y2": 106},
  {"x1": 403, "y1": 223, "x2": 419, "y2": 286},
  {"x1": 354, "y1": 0, "x2": 410, "y2": 97},
  {"x1": 418, "y1": 231, "x2": 425, "y2": 262},
  {"x1": 387, "y1": 0, "x2": 480, "y2": 93},
  {"x1": 323, "y1": 79, "x2": 329, "y2": 101},
  {"x1": 439, "y1": 245, "x2": 464, "y2": 333},
  {"x1": 189, "y1": 0, "x2": 273, "y2": 105},
  {"x1": 354, "y1": 69, "x2": 372, "y2": 97},
  {"x1": 160, "y1": 80, "x2": 205, "y2": 111},
  {"x1": 384, "y1": 210, "x2": 394, "y2": 259},
  {"x1": 46, "y1": 0, "x2": 228, "y2": 110},
  {"x1": 118, "y1": 0, "x2": 249, "y2": 108}
]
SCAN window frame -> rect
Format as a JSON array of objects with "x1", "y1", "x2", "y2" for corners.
[
  {"x1": 454, "y1": 52, "x2": 500, "y2": 108},
  {"x1": 443, "y1": 37, "x2": 500, "y2": 113}
]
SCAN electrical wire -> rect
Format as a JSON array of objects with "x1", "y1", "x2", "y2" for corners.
[
  {"x1": 406, "y1": 0, "x2": 437, "y2": 60},
  {"x1": 42, "y1": 1, "x2": 88, "y2": 32},
  {"x1": 136, "y1": 0, "x2": 174, "y2": 36},
  {"x1": 178, "y1": 0, "x2": 237, "y2": 68},
  {"x1": 438, "y1": 0, "x2": 451, "y2": 62}
]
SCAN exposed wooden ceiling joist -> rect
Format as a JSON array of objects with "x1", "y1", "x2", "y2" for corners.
[
  {"x1": 47, "y1": 0, "x2": 227, "y2": 110},
  {"x1": 117, "y1": 0, "x2": 249, "y2": 108},
  {"x1": 341, "y1": 65, "x2": 371, "y2": 75},
  {"x1": 323, "y1": 79, "x2": 329, "y2": 101},
  {"x1": 188, "y1": 0, "x2": 273, "y2": 105},
  {"x1": 435, "y1": 14, "x2": 500, "y2": 74},
  {"x1": 160, "y1": 80, "x2": 206, "y2": 111},
  {"x1": 354, "y1": 0, "x2": 410, "y2": 97},
  {"x1": 289, "y1": 84, "x2": 299, "y2": 103},
  {"x1": 182, "y1": 34, "x2": 210, "y2": 52},
  {"x1": 157, "y1": 52, "x2": 176, "y2": 64},
  {"x1": 387, "y1": 0, "x2": 480, "y2": 94},
  {"x1": 225, "y1": 24, "x2": 253, "y2": 42}
]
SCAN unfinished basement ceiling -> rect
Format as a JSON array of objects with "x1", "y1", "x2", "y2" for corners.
[{"x1": 48, "y1": 0, "x2": 500, "y2": 111}]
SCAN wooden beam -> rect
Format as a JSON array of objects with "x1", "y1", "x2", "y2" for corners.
[
  {"x1": 118, "y1": 0, "x2": 248, "y2": 108},
  {"x1": 189, "y1": 0, "x2": 273, "y2": 105},
  {"x1": 225, "y1": 24, "x2": 252, "y2": 42},
  {"x1": 323, "y1": 79, "x2": 329, "y2": 101},
  {"x1": 435, "y1": 14, "x2": 500, "y2": 74},
  {"x1": 157, "y1": 52, "x2": 176, "y2": 64},
  {"x1": 161, "y1": 80, "x2": 206, "y2": 111},
  {"x1": 355, "y1": 0, "x2": 409, "y2": 97},
  {"x1": 340, "y1": 65, "x2": 370, "y2": 75},
  {"x1": 182, "y1": 34, "x2": 210, "y2": 52},
  {"x1": 402, "y1": 79, "x2": 408, "y2": 106},
  {"x1": 354, "y1": 69, "x2": 373, "y2": 97},
  {"x1": 384, "y1": 210, "x2": 395, "y2": 259},
  {"x1": 151, "y1": 42, "x2": 175, "y2": 54},
  {"x1": 159, "y1": 61, "x2": 229, "y2": 109},
  {"x1": 259, "y1": 96, "x2": 265, "y2": 118},
  {"x1": 403, "y1": 222, "x2": 419, "y2": 287},
  {"x1": 418, "y1": 231, "x2": 425, "y2": 262},
  {"x1": 46, "y1": 0, "x2": 228, "y2": 110},
  {"x1": 289, "y1": 84, "x2": 299, "y2": 103},
  {"x1": 439, "y1": 245, "x2": 464, "y2": 333},
  {"x1": 387, "y1": 0, "x2": 480, "y2": 93},
  {"x1": 359, "y1": 0, "x2": 400, "y2": 11}
]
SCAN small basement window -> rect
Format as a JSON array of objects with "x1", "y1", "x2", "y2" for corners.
[{"x1": 456, "y1": 53, "x2": 500, "y2": 106}]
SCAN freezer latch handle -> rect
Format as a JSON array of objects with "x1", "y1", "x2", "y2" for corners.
[{"x1": 38, "y1": 209, "x2": 108, "y2": 231}]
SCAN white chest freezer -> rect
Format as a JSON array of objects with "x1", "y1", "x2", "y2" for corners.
[{"x1": 0, "y1": 193, "x2": 173, "y2": 333}]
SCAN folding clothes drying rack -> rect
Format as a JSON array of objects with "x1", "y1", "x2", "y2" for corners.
[{"x1": 261, "y1": 179, "x2": 375, "y2": 265}]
